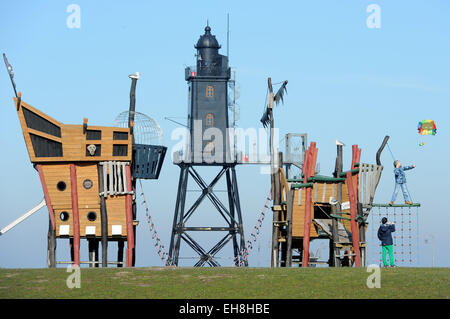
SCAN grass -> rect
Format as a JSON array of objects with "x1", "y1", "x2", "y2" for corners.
[{"x1": 0, "y1": 267, "x2": 448, "y2": 299}]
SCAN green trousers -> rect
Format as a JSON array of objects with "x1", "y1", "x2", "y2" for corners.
[{"x1": 382, "y1": 245, "x2": 395, "y2": 267}]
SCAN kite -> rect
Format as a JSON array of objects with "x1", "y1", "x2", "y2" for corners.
[
  {"x1": 419, "y1": 142, "x2": 425, "y2": 147},
  {"x1": 417, "y1": 120, "x2": 437, "y2": 136}
]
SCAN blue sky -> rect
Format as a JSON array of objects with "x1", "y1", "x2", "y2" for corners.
[{"x1": 0, "y1": 0, "x2": 449, "y2": 268}]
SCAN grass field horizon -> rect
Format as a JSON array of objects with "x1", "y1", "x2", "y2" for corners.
[{"x1": 0, "y1": 267, "x2": 448, "y2": 299}]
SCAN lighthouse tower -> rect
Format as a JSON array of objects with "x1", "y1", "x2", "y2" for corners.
[{"x1": 168, "y1": 25, "x2": 246, "y2": 267}]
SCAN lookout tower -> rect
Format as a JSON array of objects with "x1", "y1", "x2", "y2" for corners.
[{"x1": 168, "y1": 25, "x2": 246, "y2": 266}]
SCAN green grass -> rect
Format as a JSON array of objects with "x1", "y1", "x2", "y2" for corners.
[{"x1": 0, "y1": 267, "x2": 448, "y2": 299}]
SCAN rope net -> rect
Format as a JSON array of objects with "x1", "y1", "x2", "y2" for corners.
[
  {"x1": 138, "y1": 180, "x2": 175, "y2": 266},
  {"x1": 233, "y1": 192, "x2": 271, "y2": 267},
  {"x1": 368, "y1": 205, "x2": 419, "y2": 266}
]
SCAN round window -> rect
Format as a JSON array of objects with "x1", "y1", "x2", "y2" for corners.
[
  {"x1": 57, "y1": 181, "x2": 66, "y2": 191},
  {"x1": 87, "y1": 211, "x2": 97, "y2": 222},
  {"x1": 83, "y1": 179, "x2": 93, "y2": 190},
  {"x1": 60, "y1": 211, "x2": 69, "y2": 222}
]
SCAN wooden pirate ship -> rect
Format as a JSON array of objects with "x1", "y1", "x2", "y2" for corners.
[
  {"x1": 6, "y1": 61, "x2": 166, "y2": 267},
  {"x1": 271, "y1": 137, "x2": 390, "y2": 267}
]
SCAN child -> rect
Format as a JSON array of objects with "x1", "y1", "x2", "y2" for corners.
[
  {"x1": 377, "y1": 217, "x2": 396, "y2": 267},
  {"x1": 389, "y1": 160, "x2": 416, "y2": 205}
]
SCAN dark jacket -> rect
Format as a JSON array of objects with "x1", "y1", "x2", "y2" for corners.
[{"x1": 377, "y1": 223, "x2": 395, "y2": 246}]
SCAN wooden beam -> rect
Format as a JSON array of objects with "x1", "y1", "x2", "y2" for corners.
[
  {"x1": 70, "y1": 164, "x2": 81, "y2": 266},
  {"x1": 302, "y1": 142, "x2": 318, "y2": 267},
  {"x1": 47, "y1": 217, "x2": 56, "y2": 268},
  {"x1": 286, "y1": 189, "x2": 294, "y2": 267},
  {"x1": 97, "y1": 163, "x2": 108, "y2": 267},
  {"x1": 125, "y1": 164, "x2": 134, "y2": 267},
  {"x1": 346, "y1": 171, "x2": 361, "y2": 267},
  {"x1": 36, "y1": 164, "x2": 56, "y2": 230}
]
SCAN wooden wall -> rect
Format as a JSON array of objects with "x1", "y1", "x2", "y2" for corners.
[
  {"x1": 15, "y1": 99, "x2": 132, "y2": 163},
  {"x1": 42, "y1": 163, "x2": 128, "y2": 238},
  {"x1": 291, "y1": 180, "x2": 354, "y2": 238},
  {"x1": 292, "y1": 188, "x2": 318, "y2": 238}
]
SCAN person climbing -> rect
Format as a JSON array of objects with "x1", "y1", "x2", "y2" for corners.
[
  {"x1": 389, "y1": 160, "x2": 416, "y2": 205},
  {"x1": 377, "y1": 217, "x2": 396, "y2": 268}
]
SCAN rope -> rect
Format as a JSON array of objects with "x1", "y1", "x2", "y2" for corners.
[
  {"x1": 232, "y1": 192, "x2": 272, "y2": 266},
  {"x1": 386, "y1": 142, "x2": 396, "y2": 162},
  {"x1": 138, "y1": 180, "x2": 175, "y2": 266}
]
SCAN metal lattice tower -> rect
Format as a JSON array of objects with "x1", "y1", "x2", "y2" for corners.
[{"x1": 168, "y1": 25, "x2": 247, "y2": 267}]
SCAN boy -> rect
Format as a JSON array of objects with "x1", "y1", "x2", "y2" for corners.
[
  {"x1": 377, "y1": 217, "x2": 396, "y2": 267},
  {"x1": 390, "y1": 160, "x2": 416, "y2": 205}
]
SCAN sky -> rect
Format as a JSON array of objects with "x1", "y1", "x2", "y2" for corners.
[{"x1": 0, "y1": 0, "x2": 449, "y2": 268}]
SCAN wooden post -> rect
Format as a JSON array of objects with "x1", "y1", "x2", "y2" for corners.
[
  {"x1": 270, "y1": 150, "x2": 282, "y2": 267},
  {"x1": 269, "y1": 77, "x2": 277, "y2": 268},
  {"x1": 36, "y1": 164, "x2": 56, "y2": 230},
  {"x1": 97, "y1": 164, "x2": 108, "y2": 267},
  {"x1": 69, "y1": 238, "x2": 74, "y2": 262},
  {"x1": 302, "y1": 142, "x2": 318, "y2": 267},
  {"x1": 125, "y1": 164, "x2": 134, "y2": 267},
  {"x1": 69, "y1": 164, "x2": 80, "y2": 267},
  {"x1": 47, "y1": 217, "x2": 56, "y2": 268},
  {"x1": 286, "y1": 189, "x2": 294, "y2": 267},
  {"x1": 94, "y1": 239, "x2": 99, "y2": 267},
  {"x1": 358, "y1": 202, "x2": 366, "y2": 266},
  {"x1": 88, "y1": 239, "x2": 96, "y2": 268},
  {"x1": 333, "y1": 144, "x2": 343, "y2": 267},
  {"x1": 117, "y1": 240, "x2": 124, "y2": 267},
  {"x1": 346, "y1": 171, "x2": 361, "y2": 267}
]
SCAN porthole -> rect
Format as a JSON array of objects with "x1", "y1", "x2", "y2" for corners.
[
  {"x1": 83, "y1": 179, "x2": 93, "y2": 190},
  {"x1": 60, "y1": 211, "x2": 69, "y2": 222},
  {"x1": 87, "y1": 211, "x2": 97, "y2": 222},
  {"x1": 57, "y1": 181, "x2": 66, "y2": 191}
]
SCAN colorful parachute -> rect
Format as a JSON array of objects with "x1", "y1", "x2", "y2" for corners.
[{"x1": 417, "y1": 120, "x2": 437, "y2": 136}]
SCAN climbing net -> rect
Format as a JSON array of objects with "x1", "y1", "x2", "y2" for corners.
[
  {"x1": 233, "y1": 192, "x2": 271, "y2": 267},
  {"x1": 368, "y1": 205, "x2": 419, "y2": 266},
  {"x1": 139, "y1": 181, "x2": 271, "y2": 267},
  {"x1": 138, "y1": 180, "x2": 175, "y2": 266}
]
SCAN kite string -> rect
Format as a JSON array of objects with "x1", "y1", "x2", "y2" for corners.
[
  {"x1": 386, "y1": 142, "x2": 396, "y2": 162},
  {"x1": 387, "y1": 142, "x2": 414, "y2": 203}
]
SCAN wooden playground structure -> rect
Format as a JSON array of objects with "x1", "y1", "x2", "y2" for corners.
[
  {"x1": 1, "y1": 44, "x2": 421, "y2": 268},
  {"x1": 2, "y1": 62, "x2": 167, "y2": 268},
  {"x1": 270, "y1": 140, "x2": 389, "y2": 267}
]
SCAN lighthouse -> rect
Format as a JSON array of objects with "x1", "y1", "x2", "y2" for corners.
[{"x1": 168, "y1": 25, "x2": 246, "y2": 267}]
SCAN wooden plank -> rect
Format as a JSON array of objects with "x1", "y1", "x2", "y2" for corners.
[
  {"x1": 292, "y1": 189, "x2": 318, "y2": 238},
  {"x1": 105, "y1": 196, "x2": 127, "y2": 237},
  {"x1": 42, "y1": 164, "x2": 73, "y2": 210},
  {"x1": 70, "y1": 164, "x2": 81, "y2": 266}
]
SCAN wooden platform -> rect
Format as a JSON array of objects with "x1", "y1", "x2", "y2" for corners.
[{"x1": 312, "y1": 218, "x2": 352, "y2": 244}]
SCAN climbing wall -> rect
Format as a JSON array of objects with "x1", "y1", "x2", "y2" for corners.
[{"x1": 368, "y1": 206, "x2": 419, "y2": 266}]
